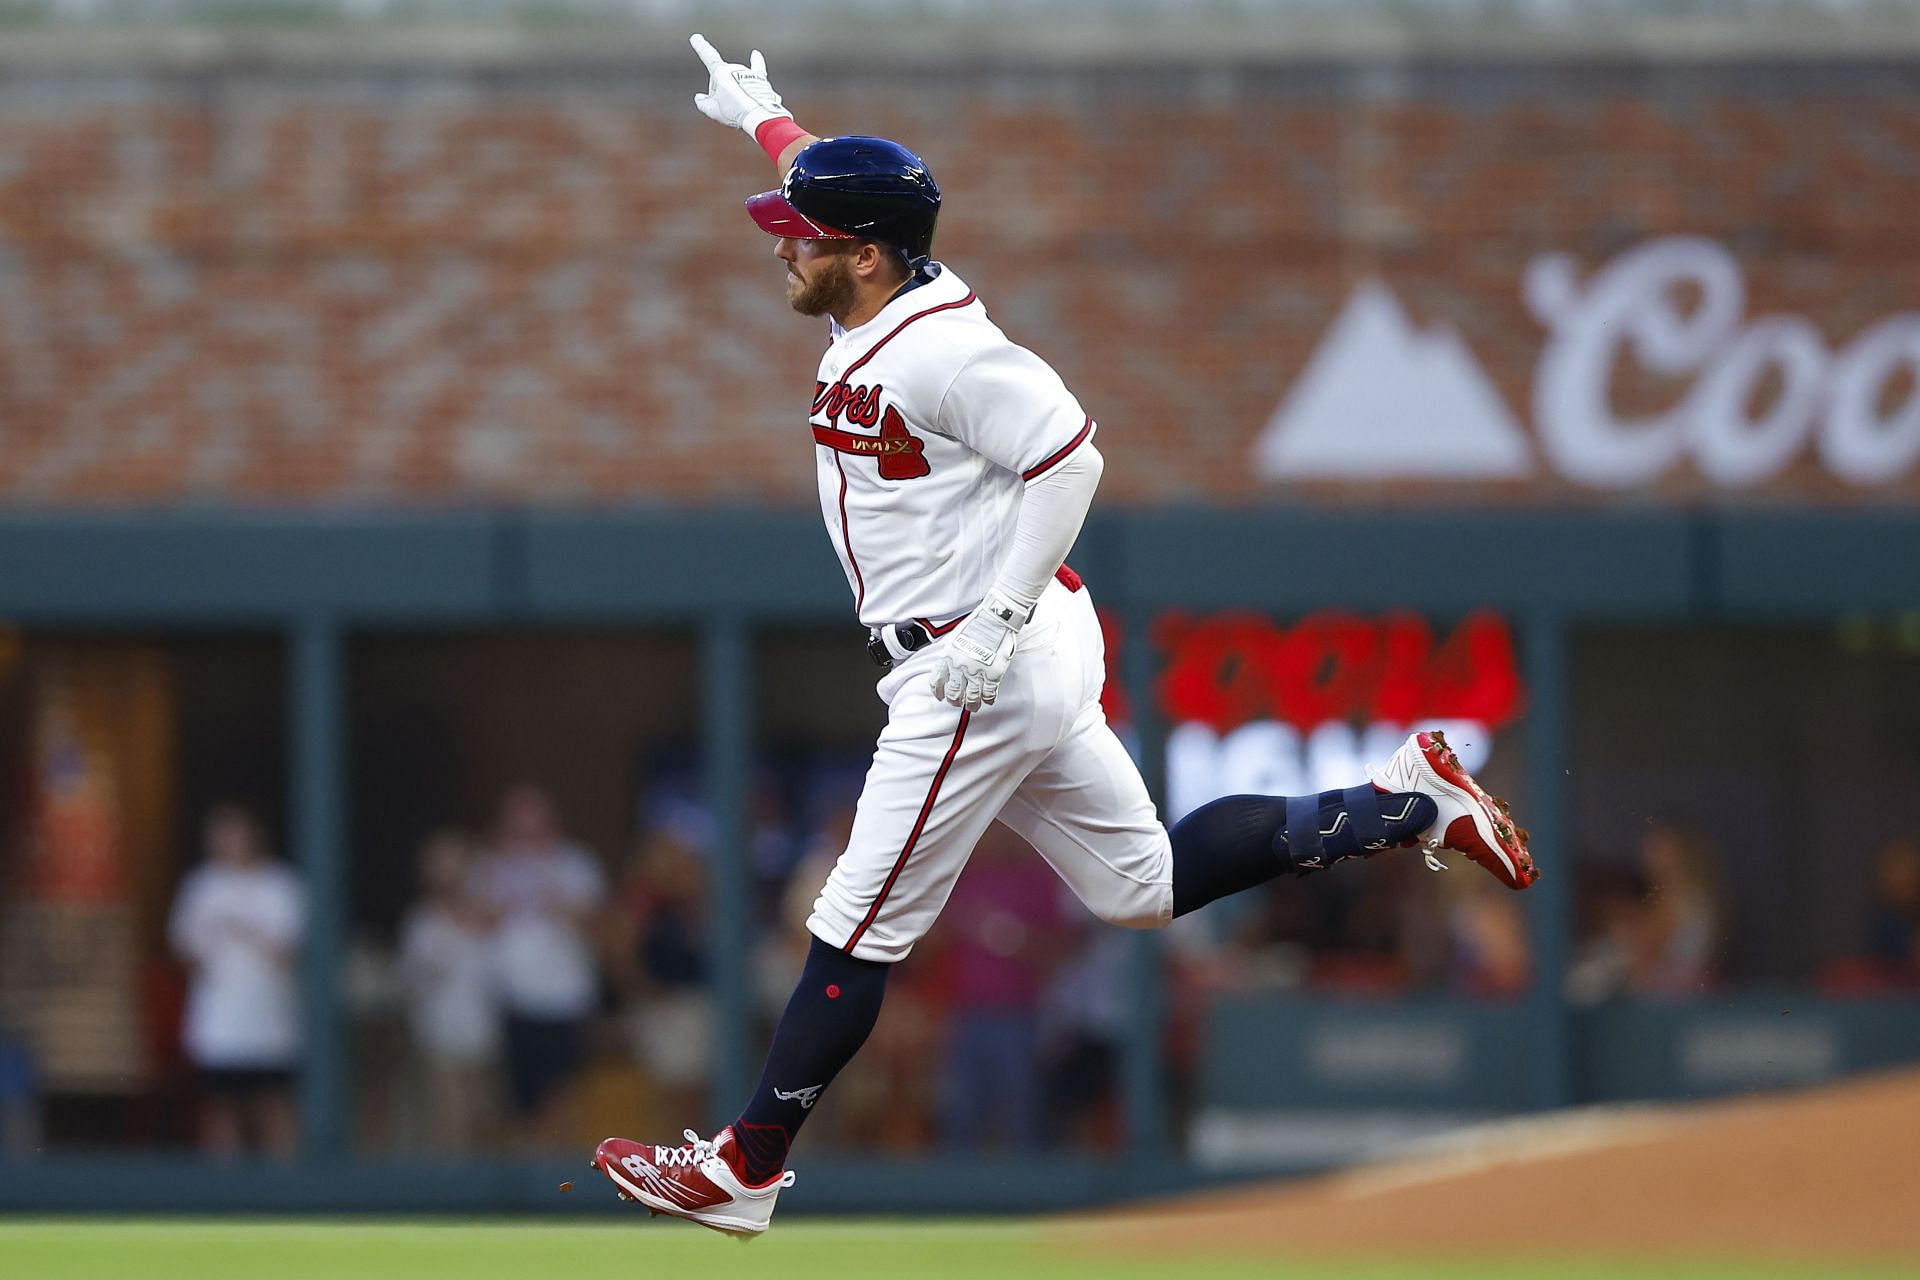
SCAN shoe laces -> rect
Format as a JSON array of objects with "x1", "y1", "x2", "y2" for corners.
[{"x1": 652, "y1": 1130, "x2": 719, "y2": 1169}]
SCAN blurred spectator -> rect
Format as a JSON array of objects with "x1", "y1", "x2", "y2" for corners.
[
  {"x1": 471, "y1": 784, "x2": 607, "y2": 1150},
  {"x1": 1039, "y1": 929, "x2": 1128, "y2": 1150},
  {"x1": 1866, "y1": 839, "x2": 1920, "y2": 982},
  {"x1": 1632, "y1": 824, "x2": 1723, "y2": 994},
  {"x1": 929, "y1": 827, "x2": 1070, "y2": 1152},
  {"x1": 744, "y1": 782, "x2": 803, "y2": 916},
  {"x1": 166, "y1": 805, "x2": 305, "y2": 1159},
  {"x1": 396, "y1": 830, "x2": 500, "y2": 1154},
  {"x1": 0, "y1": 1025, "x2": 38, "y2": 1156},
  {"x1": 1201, "y1": 861, "x2": 1427, "y2": 994},
  {"x1": 1566, "y1": 867, "x2": 1649, "y2": 1004},
  {"x1": 757, "y1": 807, "x2": 856, "y2": 1009},
  {"x1": 607, "y1": 827, "x2": 710, "y2": 1121},
  {"x1": 1444, "y1": 877, "x2": 1531, "y2": 998},
  {"x1": 1215, "y1": 882, "x2": 1316, "y2": 991},
  {"x1": 1567, "y1": 826, "x2": 1724, "y2": 1000},
  {"x1": 1307, "y1": 863, "x2": 1423, "y2": 994}
]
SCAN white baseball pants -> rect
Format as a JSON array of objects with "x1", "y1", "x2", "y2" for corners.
[{"x1": 807, "y1": 577, "x2": 1174, "y2": 962}]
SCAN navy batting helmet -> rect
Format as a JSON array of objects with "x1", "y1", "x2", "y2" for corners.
[{"x1": 745, "y1": 136, "x2": 941, "y2": 269}]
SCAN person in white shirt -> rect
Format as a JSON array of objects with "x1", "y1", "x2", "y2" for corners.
[
  {"x1": 167, "y1": 805, "x2": 305, "y2": 1159},
  {"x1": 397, "y1": 829, "x2": 501, "y2": 1153},
  {"x1": 470, "y1": 784, "x2": 606, "y2": 1149}
]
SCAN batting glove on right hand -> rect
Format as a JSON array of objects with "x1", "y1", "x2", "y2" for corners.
[
  {"x1": 689, "y1": 33, "x2": 793, "y2": 137},
  {"x1": 931, "y1": 587, "x2": 1028, "y2": 712}
]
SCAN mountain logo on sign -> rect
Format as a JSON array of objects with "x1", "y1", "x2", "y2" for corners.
[{"x1": 1254, "y1": 280, "x2": 1533, "y2": 480}]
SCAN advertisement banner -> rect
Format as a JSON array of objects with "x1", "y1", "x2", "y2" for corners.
[
  {"x1": 1145, "y1": 609, "x2": 1526, "y2": 821},
  {"x1": 1255, "y1": 238, "x2": 1920, "y2": 497}
]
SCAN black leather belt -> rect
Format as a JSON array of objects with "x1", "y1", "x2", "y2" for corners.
[{"x1": 867, "y1": 621, "x2": 933, "y2": 670}]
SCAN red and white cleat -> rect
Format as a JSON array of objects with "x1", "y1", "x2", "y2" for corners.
[
  {"x1": 592, "y1": 1128, "x2": 794, "y2": 1236},
  {"x1": 1369, "y1": 729, "x2": 1538, "y2": 890}
]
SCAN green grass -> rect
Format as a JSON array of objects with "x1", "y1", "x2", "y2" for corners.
[{"x1": 3, "y1": 1220, "x2": 1915, "y2": 1280}]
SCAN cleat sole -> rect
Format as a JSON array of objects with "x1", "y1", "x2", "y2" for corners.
[
  {"x1": 1425, "y1": 729, "x2": 1537, "y2": 889},
  {"x1": 592, "y1": 1145, "x2": 777, "y2": 1236}
]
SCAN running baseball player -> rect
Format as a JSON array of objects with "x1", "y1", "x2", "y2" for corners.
[{"x1": 591, "y1": 35, "x2": 1537, "y2": 1234}]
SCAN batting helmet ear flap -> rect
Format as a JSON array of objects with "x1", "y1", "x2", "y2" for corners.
[{"x1": 748, "y1": 136, "x2": 942, "y2": 269}]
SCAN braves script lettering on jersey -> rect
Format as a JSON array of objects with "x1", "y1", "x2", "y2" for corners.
[
  {"x1": 800, "y1": 262, "x2": 1174, "y2": 962},
  {"x1": 808, "y1": 265, "x2": 1096, "y2": 629}
]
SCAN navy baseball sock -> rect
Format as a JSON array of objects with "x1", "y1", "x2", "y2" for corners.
[
  {"x1": 731, "y1": 935, "x2": 890, "y2": 1185},
  {"x1": 1170, "y1": 788, "x2": 1437, "y2": 918}
]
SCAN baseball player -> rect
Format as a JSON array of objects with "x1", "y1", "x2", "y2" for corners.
[{"x1": 591, "y1": 35, "x2": 1537, "y2": 1235}]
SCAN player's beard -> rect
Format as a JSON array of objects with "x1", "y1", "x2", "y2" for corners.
[{"x1": 787, "y1": 251, "x2": 858, "y2": 319}]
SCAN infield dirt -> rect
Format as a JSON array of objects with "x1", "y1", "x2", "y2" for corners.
[{"x1": 1066, "y1": 1066, "x2": 1920, "y2": 1266}]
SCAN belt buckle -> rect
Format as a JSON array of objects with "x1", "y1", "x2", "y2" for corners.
[{"x1": 866, "y1": 631, "x2": 893, "y2": 669}]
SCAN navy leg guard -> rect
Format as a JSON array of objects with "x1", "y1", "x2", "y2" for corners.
[
  {"x1": 1281, "y1": 786, "x2": 1436, "y2": 873},
  {"x1": 1169, "y1": 787, "x2": 1440, "y2": 917}
]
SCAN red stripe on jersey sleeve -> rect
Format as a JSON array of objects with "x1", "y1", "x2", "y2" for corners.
[{"x1": 1022, "y1": 416, "x2": 1094, "y2": 481}]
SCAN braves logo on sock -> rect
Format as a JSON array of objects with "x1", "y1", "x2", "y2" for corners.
[{"x1": 773, "y1": 1084, "x2": 823, "y2": 1110}]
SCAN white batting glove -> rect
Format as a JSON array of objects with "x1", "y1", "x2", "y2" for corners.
[
  {"x1": 689, "y1": 33, "x2": 793, "y2": 136},
  {"x1": 931, "y1": 588, "x2": 1028, "y2": 712}
]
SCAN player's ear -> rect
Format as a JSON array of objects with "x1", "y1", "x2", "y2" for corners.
[{"x1": 855, "y1": 240, "x2": 901, "y2": 284}]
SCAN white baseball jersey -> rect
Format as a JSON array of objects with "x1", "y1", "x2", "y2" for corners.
[
  {"x1": 800, "y1": 262, "x2": 1174, "y2": 962},
  {"x1": 808, "y1": 263, "x2": 1096, "y2": 630}
]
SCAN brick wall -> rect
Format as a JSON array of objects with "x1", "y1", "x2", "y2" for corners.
[{"x1": 2, "y1": 63, "x2": 1917, "y2": 506}]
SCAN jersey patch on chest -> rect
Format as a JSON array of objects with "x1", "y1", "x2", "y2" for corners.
[{"x1": 812, "y1": 381, "x2": 931, "y2": 480}]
